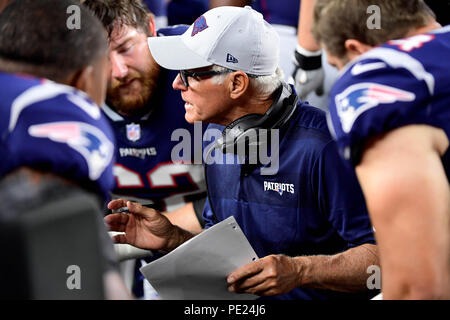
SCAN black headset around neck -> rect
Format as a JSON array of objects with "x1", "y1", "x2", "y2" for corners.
[
  {"x1": 204, "y1": 82, "x2": 298, "y2": 224},
  {"x1": 215, "y1": 82, "x2": 298, "y2": 154}
]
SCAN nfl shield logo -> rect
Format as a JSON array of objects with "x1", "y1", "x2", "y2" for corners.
[{"x1": 126, "y1": 123, "x2": 141, "y2": 142}]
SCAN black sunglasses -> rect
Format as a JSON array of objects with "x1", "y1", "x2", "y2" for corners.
[{"x1": 179, "y1": 69, "x2": 233, "y2": 87}]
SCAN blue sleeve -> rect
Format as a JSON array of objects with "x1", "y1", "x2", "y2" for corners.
[
  {"x1": 328, "y1": 56, "x2": 432, "y2": 166},
  {"x1": 313, "y1": 140, "x2": 375, "y2": 247},
  {"x1": 7, "y1": 94, "x2": 115, "y2": 201},
  {"x1": 201, "y1": 197, "x2": 215, "y2": 229},
  {"x1": 142, "y1": 0, "x2": 166, "y2": 16},
  {"x1": 167, "y1": 0, "x2": 208, "y2": 26},
  {"x1": 156, "y1": 24, "x2": 189, "y2": 36}
]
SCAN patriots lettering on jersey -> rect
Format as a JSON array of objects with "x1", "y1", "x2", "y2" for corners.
[
  {"x1": 119, "y1": 147, "x2": 157, "y2": 159},
  {"x1": 335, "y1": 83, "x2": 415, "y2": 133},
  {"x1": 191, "y1": 16, "x2": 208, "y2": 36},
  {"x1": 263, "y1": 181, "x2": 295, "y2": 195},
  {"x1": 28, "y1": 121, "x2": 114, "y2": 180},
  {"x1": 388, "y1": 34, "x2": 434, "y2": 52}
]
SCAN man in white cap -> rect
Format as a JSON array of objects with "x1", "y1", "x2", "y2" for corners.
[{"x1": 106, "y1": 6, "x2": 380, "y2": 299}]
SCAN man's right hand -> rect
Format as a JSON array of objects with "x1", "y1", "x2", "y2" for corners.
[{"x1": 106, "y1": 199, "x2": 188, "y2": 252}]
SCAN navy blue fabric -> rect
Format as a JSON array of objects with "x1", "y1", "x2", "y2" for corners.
[
  {"x1": 251, "y1": 0, "x2": 301, "y2": 27},
  {"x1": 142, "y1": 0, "x2": 166, "y2": 16},
  {"x1": 167, "y1": 0, "x2": 208, "y2": 26},
  {"x1": 202, "y1": 102, "x2": 376, "y2": 299},
  {"x1": 328, "y1": 26, "x2": 450, "y2": 174},
  {"x1": 0, "y1": 72, "x2": 115, "y2": 201}
]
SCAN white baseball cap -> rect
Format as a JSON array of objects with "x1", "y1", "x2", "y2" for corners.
[{"x1": 147, "y1": 6, "x2": 280, "y2": 76}]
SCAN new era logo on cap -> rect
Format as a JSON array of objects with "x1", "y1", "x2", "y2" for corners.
[
  {"x1": 226, "y1": 53, "x2": 238, "y2": 63},
  {"x1": 191, "y1": 15, "x2": 208, "y2": 36}
]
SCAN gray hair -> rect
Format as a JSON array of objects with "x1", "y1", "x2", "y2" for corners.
[{"x1": 210, "y1": 65, "x2": 284, "y2": 96}]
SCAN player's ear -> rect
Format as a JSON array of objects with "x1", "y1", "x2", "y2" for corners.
[
  {"x1": 344, "y1": 39, "x2": 373, "y2": 58},
  {"x1": 228, "y1": 71, "x2": 249, "y2": 100},
  {"x1": 68, "y1": 65, "x2": 92, "y2": 92},
  {"x1": 147, "y1": 13, "x2": 156, "y2": 37},
  {"x1": 67, "y1": 65, "x2": 100, "y2": 105}
]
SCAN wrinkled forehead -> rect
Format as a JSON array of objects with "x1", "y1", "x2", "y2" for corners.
[{"x1": 109, "y1": 23, "x2": 143, "y2": 48}]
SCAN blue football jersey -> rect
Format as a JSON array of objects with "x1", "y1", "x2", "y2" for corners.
[
  {"x1": 328, "y1": 25, "x2": 450, "y2": 178},
  {"x1": 202, "y1": 103, "x2": 376, "y2": 300},
  {"x1": 251, "y1": 0, "x2": 300, "y2": 27},
  {"x1": 142, "y1": 0, "x2": 166, "y2": 16},
  {"x1": 0, "y1": 72, "x2": 116, "y2": 201},
  {"x1": 104, "y1": 25, "x2": 206, "y2": 212}
]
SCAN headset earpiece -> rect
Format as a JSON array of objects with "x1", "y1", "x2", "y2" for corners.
[{"x1": 217, "y1": 83, "x2": 298, "y2": 154}]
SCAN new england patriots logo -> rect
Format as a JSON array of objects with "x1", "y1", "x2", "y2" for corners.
[
  {"x1": 335, "y1": 83, "x2": 415, "y2": 133},
  {"x1": 28, "y1": 122, "x2": 114, "y2": 180},
  {"x1": 191, "y1": 16, "x2": 208, "y2": 36}
]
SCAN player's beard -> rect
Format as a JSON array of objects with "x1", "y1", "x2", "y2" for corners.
[{"x1": 107, "y1": 65, "x2": 160, "y2": 117}]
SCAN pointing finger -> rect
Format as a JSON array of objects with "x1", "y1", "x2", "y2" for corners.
[
  {"x1": 105, "y1": 212, "x2": 129, "y2": 232},
  {"x1": 107, "y1": 198, "x2": 129, "y2": 210},
  {"x1": 127, "y1": 201, "x2": 159, "y2": 218}
]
